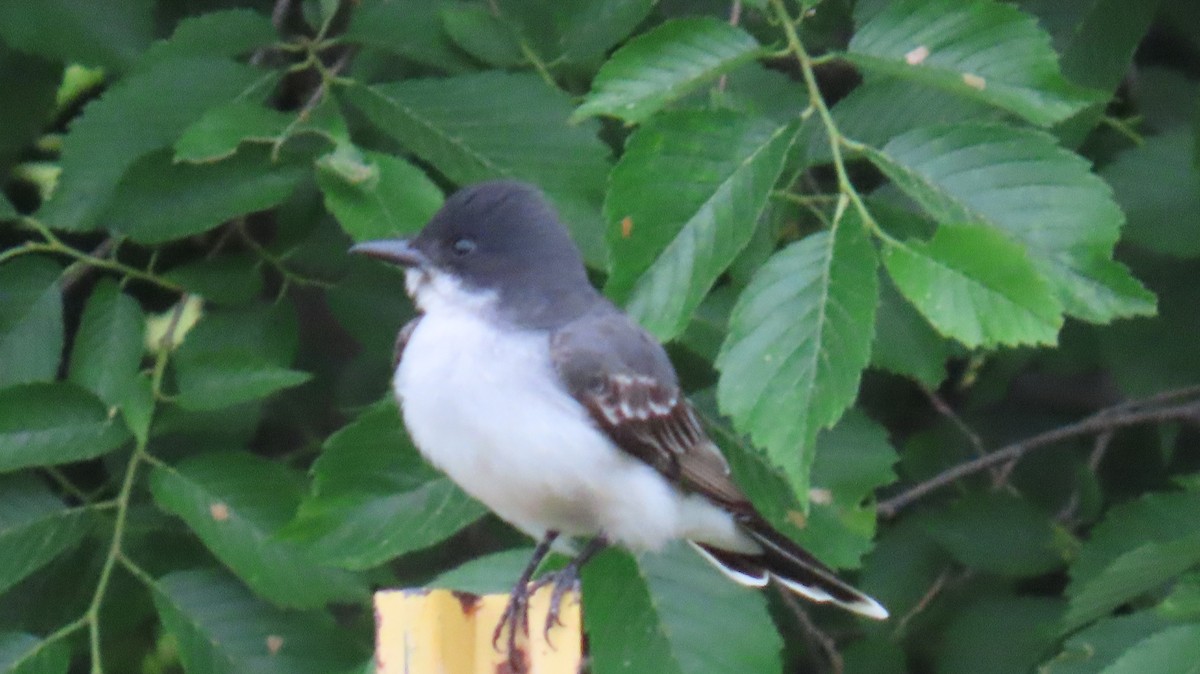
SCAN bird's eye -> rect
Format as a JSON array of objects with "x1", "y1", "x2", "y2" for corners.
[{"x1": 452, "y1": 238, "x2": 476, "y2": 256}]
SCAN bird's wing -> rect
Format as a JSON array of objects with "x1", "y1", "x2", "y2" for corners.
[
  {"x1": 393, "y1": 316, "x2": 422, "y2": 369},
  {"x1": 549, "y1": 310, "x2": 748, "y2": 511},
  {"x1": 550, "y1": 308, "x2": 890, "y2": 621}
]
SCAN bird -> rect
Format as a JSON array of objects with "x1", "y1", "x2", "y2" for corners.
[{"x1": 350, "y1": 180, "x2": 887, "y2": 658}]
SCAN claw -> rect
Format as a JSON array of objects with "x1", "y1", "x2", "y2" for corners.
[
  {"x1": 542, "y1": 570, "x2": 580, "y2": 643},
  {"x1": 491, "y1": 533, "x2": 604, "y2": 669},
  {"x1": 493, "y1": 583, "x2": 535, "y2": 673}
]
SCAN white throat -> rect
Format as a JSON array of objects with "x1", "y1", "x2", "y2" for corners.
[{"x1": 405, "y1": 267, "x2": 498, "y2": 317}]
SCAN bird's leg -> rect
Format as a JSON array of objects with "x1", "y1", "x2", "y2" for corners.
[
  {"x1": 493, "y1": 530, "x2": 559, "y2": 658},
  {"x1": 534, "y1": 535, "x2": 608, "y2": 640}
]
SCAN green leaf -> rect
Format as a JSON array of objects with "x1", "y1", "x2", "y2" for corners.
[
  {"x1": 152, "y1": 568, "x2": 367, "y2": 674},
  {"x1": 343, "y1": 0, "x2": 477, "y2": 73},
  {"x1": 343, "y1": 72, "x2": 611, "y2": 266},
  {"x1": 856, "y1": 518, "x2": 948, "y2": 620},
  {"x1": 1069, "y1": 490, "x2": 1200, "y2": 590},
  {"x1": 149, "y1": 452, "x2": 365, "y2": 609},
  {"x1": 716, "y1": 215, "x2": 878, "y2": 498},
  {"x1": 605, "y1": 112, "x2": 797, "y2": 339},
  {"x1": 1051, "y1": 0, "x2": 1161, "y2": 146},
  {"x1": 1100, "y1": 623, "x2": 1200, "y2": 674},
  {"x1": 0, "y1": 47, "x2": 59, "y2": 175},
  {"x1": 1041, "y1": 613, "x2": 1171, "y2": 674},
  {"x1": 809, "y1": 78, "x2": 1002, "y2": 165},
  {"x1": 583, "y1": 543, "x2": 781, "y2": 674},
  {"x1": 68, "y1": 280, "x2": 145, "y2": 407},
  {"x1": 283, "y1": 401, "x2": 486, "y2": 569},
  {"x1": 842, "y1": 637, "x2": 906, "y2": 674},
  {"x1": 937, "y1": 595, "x2": 1064, "y2": 674},
  {"x1": 325, "y1": 259, "x2": 413, "y2": 360},
  {"x1": 120, "y1": 372, "x2": 154, "y2": 445},
  {"x1": 847, "y1": 0, "x2": 1098, "y2": 126},
  {"x1": 705, "y1": 401, "x2": 888, "y2": 569},
  {"x1": 0, "y1": 258, "x2": 62, "y2": 388},
  {"x1": 440, "y1": 5, "x2": 524, "y2": 67},
  {"x1": 0, "y1": 632, "x2": 69, "y2": 674},
  {"x1": 1096, "y1": 259, "x2": 1200, "y2": 397},
  {"x1": 712, "y1": 62, "x2": 808, "y2": 127},
  {"x1": 882, "y1": 224, "x2": 1063, "y2": 348},
  {"x1": 801, "y1": 410, "x2": 897, "y2": 568},
  {"x1": 811, "y1": 410, "x2": 898, "y2": 506},
  {"x1": 0, "y1": 195, "x2": 15, "y2": 221},
  {"x1": 1102, "y1": 130, "x2": 1200, "y2": 258},
  {"x1": 175, "y1": 303, "x2": 299, "y2": 366},
  {"x1": 1159, "y1": 571, "x2": 1200, "y2": 620},
  {"x1": 317, "y1": 146, "x2": 444, "y2": 241},
  {"x1": 0, "y1": 0, "x2": 153, "y2": 72},
  {"x1": 499, "y1": 0, "x2": 655, "y2": 66},
  {"x1": 1195, "y1": 94, "x2": 1200, "y2": 171},
  {"x1": 0, "y1": 474, "x2": 88, "y2": 595},
  {"x1": 677, "y1": 287, "x2": 735, "y2": 362},
  {"x1": 174, "y1": 100, "x2": 295, "y2": 163},
  {"x1": 870, "y1": 275, "x2": 953, "y2": 388},
  {"x1": 1063, "y1": 536, "x2": 1200, "y2": 630},
  {"x1": 141, "y1": 9, "x2": 276, "y2": 67},
  {"x1": 37, "y1": 57, "x2": 267, "y2": 232},
  {"x1": 0, "y1": 383, "x2": 131, "y2": 472},
  {"x1": 573, "y1": 18, "x2": 762, "y2": 124},
  {"x1": 920, "y1": 491, "x2": 1069, "y2": 577},
  {"x1": 863, "y1": 122, "x2": 1154, "y2": 322},
  {"x1": 174, "y1": 353, "x2": 311, "y2": 412},
  {"x1": 104, "y1": 145, "x2": 307, "y2": 244},
  {"x1": 430, "y1": 548, "x2": 539, "y2": 595},
  {"x1": 164, "y1": 254, "x2": 264, "y2": 306},
  {"x1": 166, "y1": 304, "x2": 306, "y2": 410}
]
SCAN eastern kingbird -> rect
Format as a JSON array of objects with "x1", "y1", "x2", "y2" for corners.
[{"x1": 351, "y1": 180, "x2": 887, "y2": 653}]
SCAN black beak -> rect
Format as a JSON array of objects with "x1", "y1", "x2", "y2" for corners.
[{"x1": 349, "y1": 239, "x2": 429, "y2": 267}]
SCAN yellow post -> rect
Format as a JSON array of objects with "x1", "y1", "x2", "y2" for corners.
[{"x1": 374, "y1": 586, "x2": 582, "y2": 674}]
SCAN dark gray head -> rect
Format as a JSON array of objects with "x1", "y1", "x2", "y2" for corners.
[{"x1": 351, "y1": 180, "x2": 599, "y2": 329}]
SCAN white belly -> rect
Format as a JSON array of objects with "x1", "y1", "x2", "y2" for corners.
[{"x1": 395, "y1": 306, "x2": 707, "y2": 550}]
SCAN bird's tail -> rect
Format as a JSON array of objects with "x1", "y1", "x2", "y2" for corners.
[{"x1": 689, "y1": 521, "x2": 889, "y2": 620}]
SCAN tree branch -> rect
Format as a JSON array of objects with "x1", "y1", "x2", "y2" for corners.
[
  {"x1": 877, "y1": 388, "x2": 1200, "y2": 518},
  {"x1": 778, "y1": 590, "x2": 844, "y2": 674}
]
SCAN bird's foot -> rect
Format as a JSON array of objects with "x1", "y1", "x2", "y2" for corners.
[
  {"x1": 492, "y1": 530, "x2": 560, "y2": 672},
  {"x1": 529, "y1": 564, "x2": 582, "y2": 643},
  {"x1": 493, "y1": 580, "x2": 533, "y2": 661}
]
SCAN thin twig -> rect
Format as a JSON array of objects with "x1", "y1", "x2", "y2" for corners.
[
  {"x1": 88, "y1": 440, "x2": 145, "y2": 674},
  {"x1": 893, "y1": 568, "x2": 951, "y2": 638},
  {"x1": 270, "y1": 0, "x2": 292, "y2": 30},
  {"x1": 769, "y1": 0, "x2": 887, "y2": 249},
  {"x1": 877, "y1": 392, "x2": 1200, "y2": 518},
  {"x1": 923, "y1": 388, "x2": 997, "y2": 485},
  {"x1": 10, "y1": 219, "x2": 183, "y2": 292},
  {"x1": 43, "y1": 467, "x2": 91, "y2": 504},
  {"x1": 60, "y1": 238, "x2": 117, "y2": 292},
  {"x1": 82, "y1": 300, "x2": 182, "y2": 673},
  {"x1": 271, "y1": 46, "x2": 354, "y2": 162},
  {"x1": 716, "y1": 0, "x2": 743, "y2": 92},
  {"x1": 298, "y1": 47, "x2": 354, "y2": 119},
  {"x1": 924, "y1": 389, "x2": 987, "y2": 459},
  {"x1": 779, "y1": 590, "x2": 844, "y2": 674},
  {"x1": 249, "y1": 0, "x2": 295, "y2": 66},
  {"x1": 1055, "y1": 430, "x2": 1115, "y2": 524}
]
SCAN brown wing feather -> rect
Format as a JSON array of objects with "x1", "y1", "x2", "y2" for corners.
[
  {"x1": 549, "y1": 308, "x2": 751, "y2": 512},
  {"x1": 579, "y1": 373, "x2": 750, "y2": 511}
]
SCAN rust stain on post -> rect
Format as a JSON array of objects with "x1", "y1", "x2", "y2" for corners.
[{"x1": 374, "y1": 587, "x2": 581, "y2": 674}]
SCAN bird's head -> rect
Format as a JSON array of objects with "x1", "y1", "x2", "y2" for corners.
[{"x1": 350, "y1": 180, "x2": 596, "y2": 327}]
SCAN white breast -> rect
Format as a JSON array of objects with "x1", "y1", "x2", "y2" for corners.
[{"x1": 393, "y1": 271, "x2": 747, "y2": 552}]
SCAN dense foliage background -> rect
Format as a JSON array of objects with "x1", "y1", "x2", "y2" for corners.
[{"x1": 1, "y1": 0, "x2": 1199, "y2": 672}]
